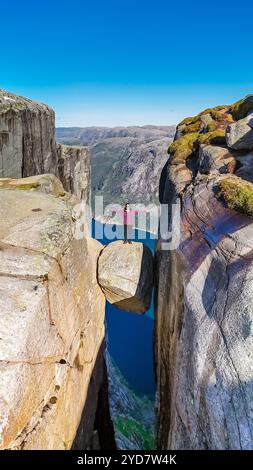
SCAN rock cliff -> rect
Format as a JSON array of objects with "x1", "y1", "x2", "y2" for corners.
[
  {"x1": 0, "y1": 90, "x2": 90, "y2": 202},
  {"x1": 0, "y1": 90, "x2": 56, "y2": 178},
  {"x1": 155, "y1": 95, "x2": 253, "y2": 449},
  {"x1": 0, "y1": 176, "x2": 106, "y2": 449},
  {"x1": 56, "y1": 144, "x2": 90, "y2": 201}
]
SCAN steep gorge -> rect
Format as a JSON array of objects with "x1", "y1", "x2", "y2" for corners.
[
  {"x1": 0, "y1": 89, "x2": 155, "y2": 449},
  {"x1": 2, "y1": 87, "x2": 253, "y2": 451}
]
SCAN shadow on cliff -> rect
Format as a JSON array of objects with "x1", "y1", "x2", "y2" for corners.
[
  {"x1": 72, "y1": 341, "x2": 116, "y2": 450},
  {"x1": 158, "y1": 158, "x2": 179, "y2": 206}
]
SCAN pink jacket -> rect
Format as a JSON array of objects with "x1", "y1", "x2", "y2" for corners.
[{"x1": 113, "y1": 208, "x2": 146, "y2": 226}]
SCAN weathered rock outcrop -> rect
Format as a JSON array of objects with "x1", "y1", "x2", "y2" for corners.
[
  {"x1": 155, "y1": 95, "x2": 253, "y2": 449},
  {"x1": 226, "y1": 114, "x2": 253, "y2": 150},
  {"x1": 0, "y1": 90, "x2": 90, "y2": 202},
  {"x1": 0, "y1": 177, "x2": 106, "y2": 449},
  {"x1": 0, "y1": 89, "x2": 56, "y2": 178},
  {"x1": 98, "y1": 241, "x2": 153, "y2": 313},
  {"x1": 56, "y1": 144, "x2": 90, "y2": 201},
  {"x1": 0, "y1": 174, "x2": 66, "y2": 196}
]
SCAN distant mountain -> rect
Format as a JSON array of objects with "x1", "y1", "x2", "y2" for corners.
[
  {"x1": 56, "y1": 125, "x2": 175, "y2": 146},
  {"x1": 56, "y1": 125, "x2": 175, "y2": 208}
]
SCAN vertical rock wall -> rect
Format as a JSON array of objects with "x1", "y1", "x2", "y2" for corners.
[
  {"x1": 0, "y1": 90, "x2": 57, "y2": 178},
  {"x1": 0, "y1": 90, "x2": 90, "y2": 202},
  {"x1": 0, "y1": 178, "x2": 106, "y2": 449},
  {"x1": 56, "y1": 144, "x2": 91, "y2": 202},
  {"x1": 155, "y1": 96, "x2": 253, "y2": 450}
]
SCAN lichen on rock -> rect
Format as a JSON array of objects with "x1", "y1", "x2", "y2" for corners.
[{"x1": 218, "y1": 176, "x2": 253, "y2": 217}]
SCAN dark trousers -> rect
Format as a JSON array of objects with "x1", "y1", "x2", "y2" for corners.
[{"x1": 124, "y1": 224, "x2": 133, "y2": 241}]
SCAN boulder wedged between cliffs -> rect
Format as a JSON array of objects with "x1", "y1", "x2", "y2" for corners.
[{"x1": 97, "y1": 240, "x2": 154, "y2": 314}]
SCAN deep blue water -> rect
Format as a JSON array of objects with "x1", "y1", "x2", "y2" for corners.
[{"x1": 92, "y1": 220, "x2": 156, "y2": 396}]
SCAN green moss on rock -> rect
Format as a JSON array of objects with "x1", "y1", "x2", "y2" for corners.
[
  {"x1": 206, "y1": 120, "x2": 218, "y2": 132},
  {"x1": 198, "y1": 129, "x2": 226, "y2": 145},
  {"x1": 179, "y1": 106, "x2": 228, "y2": 128},
  {"x1": 115, "y1": 417, "x2": 155, "y2": 450},
  {"x1": 16, "y1": 183, "x2": 40, "y2": 190},
  {"x1": 218, "y1": 177, "x2": 253, "y2": 217},
  {"x1": 183, "y1": 121, "x2": 202, "y2": 133},
  {"x1": 210, "y1": 109, "x2": 221, "y2": 120},
  {"x1": 168, "y1": 96, "x2": 252, "y2": 173},
  {"x1": 168, "y1": 129, "x2": 226, "y2": 163},
  {"x1": 168, "y1": 133, "x2": 199, "y2": 162}
]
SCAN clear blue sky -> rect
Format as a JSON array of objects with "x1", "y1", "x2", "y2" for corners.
[{"x1": 1, "y1": 0, "x2": 253, "y2": 126}]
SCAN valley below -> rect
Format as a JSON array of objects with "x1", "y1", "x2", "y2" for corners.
[{"x1": 56, "y1": 125, "x2": 175, "y2": 208}]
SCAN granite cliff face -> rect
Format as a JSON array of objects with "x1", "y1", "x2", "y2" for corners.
[
  {"x1": 0, "y1": 90, "x2": 90, "y2": 201},
  {"x1": 56, "y1": 144, "x2": 90, "y2": 201},
  {"x1": 0, "y1": 90, "x2": 56, "y2": 178},
  {"x1": 155, "y1": 95, "x2": 253, "y2": 449},
  {"x1": 0, "y1": 176, "x2": 106, "y2": 449}
]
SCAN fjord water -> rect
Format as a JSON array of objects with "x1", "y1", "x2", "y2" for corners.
[{"x1": 92, "y1": 220, "x2": 156, "y2": 396}]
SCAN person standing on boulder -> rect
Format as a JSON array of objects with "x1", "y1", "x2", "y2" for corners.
[
  {"x1": 123, "y1": 203, "x2": 132, "y2": 244},
  {"x1": 113, "y1": 203, "x2": 146, "y2": 244}
]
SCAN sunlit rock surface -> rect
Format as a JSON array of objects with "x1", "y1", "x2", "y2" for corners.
[
  {"x1": 0, "y1": 89, "x2": 90, "y2": 202},
  {"x1": 226, "y1": 114, "x2": 253, "y2": 150},
  {"x1": 0, "y1": 174, "x2": 65, "y2": 197},
  {"x1": 0, "y1": 177, "x2": 106, "y2": 449},
  {"x1": 56, "y1": 144, "x2": 90, "y2": 201},
  {"x1": 0, "y1": 89, "x2": 56, "y2": 178},
  {"x1": 98, "y1": 240, "x2": 153, "y2": 314}
]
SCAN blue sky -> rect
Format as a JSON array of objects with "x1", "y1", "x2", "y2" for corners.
[{"x1": 1, "y1": 0, "x2": 253, "y2": 126}]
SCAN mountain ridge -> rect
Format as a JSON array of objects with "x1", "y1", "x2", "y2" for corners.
[{"x1": 56, "y1": 125, "x2": 175, "y2": 208}]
